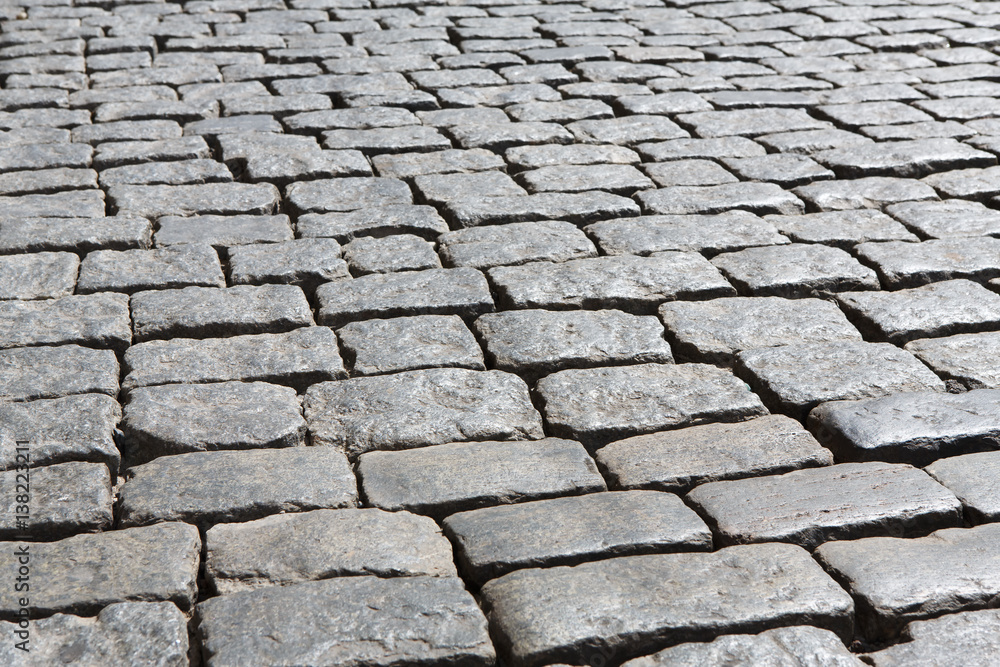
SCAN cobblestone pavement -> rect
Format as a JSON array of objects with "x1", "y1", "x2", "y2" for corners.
[{"x1": 3, "y1": 0, "x2": 1000, "y2": 663}]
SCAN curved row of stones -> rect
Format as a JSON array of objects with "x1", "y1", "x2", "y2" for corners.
[{"x1": 2, "y1": 0, "x2": 1000, "y2": 663}]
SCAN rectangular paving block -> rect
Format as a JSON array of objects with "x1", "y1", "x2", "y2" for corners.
[
  {"x1": 444, "y1": 490, "x2": 712, "y2": 584},
  {"x1": 0, "y1": 394, "x2": 121, "y2": 472},
  {"x1": 285, "y1": 177, "x2": 412, "y2": 214},
  {"x1": 305, "y1": 368, "x2": 544, "y2": 459},
  {"x1": 0, "y1": 522, "x2": 200, "y2": 619},
  {"x1": 108, "y1": 182, "x2": 279, "y2": 218},
  {"x1": 130, "y1": 284, "x2": 314, "y2": 342},
  {"x1": 0, "y1": 461, "x2": 112, "y2": 540},
  {"x1": 438, "y1": 220, "x2": 598, "y2": 270},
  {"x1": 316, "y1": 267, "x2": 494, "y2": 328},
  {"x1": 765, "y1": 210, "x2": 919, "y2": 249},
  {"x1": 481, "y1": 544, "x2": 854, "y2": 667},
  {"x1": 337, "y1": 314, "x2": 485, "y2": 376},
  {"x1": 815, "y1": 523, "x2": 1000, "y2": 639},
  {"x1": 809, "y1": 389, "x2": 1000, "y2": 466},
  {"x1": 0, "y1": 191, "x2": 106, "y2": 219},
  {"x1": 77, "y1": 244, "x2": 225, "y2": 294},
  {"x1": 597, "y1": 415, "x2": 833, "y2": 493},
  {"x1": 196, "y1": 576, "x2": 495, "y2": 667},
  {"x1": 225, "y1": 237, "x2": 349, "y2": 288},
  {"x1": 0, "y1": 251, "x2": 78, "y2": 300},
  {"x1": 0, "y1": 292, "x2": 131, "y2": 352},
  {"x1": 341, "y1": 234, "x2": 441, "y2": 275},
  {"x1": 864, "y1": 608, "x2": 1000, "y2": 667},
  {"x1": 854, "y1": 238, "x2": 1000, "y2": 288},
  {"x1": 359, "y1": 438, "x2": 606, "y2": 518},
  {"x1": 537, "y1": 363, "x2": 768, "y2": 449},
  {"x1": 925, "y1": 451, "x2": 1000, "y2": 522},
  {"x1": 885, "y1": 199, "x2": 1000, "y2": 239},
  {"x1": 687, "y1": 462, "x2": 961, "y2": 550},
  {"x1": 711, "y1": 243, "x2": 880, "y2": 297},
  {"x1": 905, "y1": 331, "x2": 1000, "y2": 390},
  {"x1": 475, "y1": 309, "x2": 673, "y2": 381},
  {"x1": 0, "y1": 216, "x2": 152, "y2": 254},
  {"x1": 585, "y1": 211, "x2": 788, "y2": 256},
  {"x1": 443, "y1": 191, "x2": 640, "y2": 227},
  {"x1": 736, "y1": 341, "x2": 946, "y2": 420},
  {"x1": 660, "y1": 296, "x2": 861, "y2": 365},
  {"x1": 638, "y1": 182, "x2": 805, "y2": 216},
  {"x1": 793, "y1": 177, "x2": 938, "y2": 211},
  {"x1": 122, "y1": 326, "x2": 346, "y2": 392},
  {"x1": 153, "y1": 214, "x2": 294, "y2": 248},
  {"x1": 297, "y1": 204, "x2": 449, "y2": 242},
  {"x1": 488, "y1": 254, "x2": 736, "y2": 314},
  {"x1": 205, "y1": 508, "x2": 456, "y2": 595},
  {"x1": 0, "y1": 345, "x2": 119, "y2": 402},
  {"x1": 119, "y1": 447, "x2": 357, "y2": 529}
]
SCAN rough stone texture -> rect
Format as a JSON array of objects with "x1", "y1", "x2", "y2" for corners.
[
  {"x1": 765, "y1": 210, "x2": 919, "y2": 249},
  {"x1": 624, "y1": 627, "x2": 864, "y2": 667},
  {"x1": 120, "y1": 381, "x2": 306, "y2": 466},
  {"x1": 794, "y1": 177, "x2": 938, "y2": 211},
  {"x1": 443, "y1": 191, "x2": 640, "y2": 228},
  {"x1": 905, "y1": 331, "x2": 1000, "y2": 389},
  {"x1": 815, "y1": 523, "x2": 1000, "y2": 639},
  {"x1": 886, "y1": 199, "x2": 1000, "y2": 239},
  {"x1": 925, "y1": 451, "x2": 1000, "y2": 522},
  {"x1": 197, "y1": 576, "x2": 496, "y2": 667},
  {"x1": 0, "y1": 345, "x2": 119, "y2": 402},
  {"x1": 119, "y1": 447, "x2": 357, "y2": 528},
  {"x1": 305, "y1": 368, "x2": 544, "y2": 459},
  {"x1": 809, "y1": 390, "x2": 1000, "y2": 466},
  {"x1": 0, "y1": 461, "x2": 112, "y2": 540},
  {"x1": 130, "y1": 284, "x2": 314, "y2": 342},
  {"x1": 537, "y1": 363, "x2": 768, "y2": 449},
  {"x1": 661, "y1": 297, "x2": 861, "y2": 366},
  {"x1": 122, "y1": 326, "x2": 346, "y2": 392},
  {"x1": 475, "y1": 309, "x2": 673, "y2": 380},
  {"x1": 864, "y1": 609, "x2": 1000, "y2": 667},
  {"x1": 0, "y1": 251, "x2": 78, "y2": 300},
  {"x1": 298, "y1": 205, "x2": 448, "y2": 242},
  {"x1": 359, "y1": 438, "x2": 607, "y2": 517},
  {"x1": 736, "y1": 341, "x2": 946, "y2": 420},
  {"x1": 0, "y1": 292, "x2": 131, "y2": 352},
  {"x1": 598, "y1": 415, "x2": 833, "y2": 493},
  {"x1": 205, "y1": 508, "x2": 456, "y2": 595},
  {"x1": 855, "y1": 238, "x2": 1000, "y2": 289},
  {"x1": 338, "y1": 315, "x2": 485, "y2": 376},
  {"x1": 0, "y1": 522, "x2": 201, "y2": 618},
  {"x1": 342, "y1": 234, "x2": 441, "y2": 275},
  {"x1": 586, "y1": 211, "x2": 788, "y2": 256},
  {"x1": 438, "y1": 220, "x2": 598, "y2": 270},
  {"x1": 227, "y1": 238, "x2": 349, "y2": 288},
  {"x1": 0, "y1": 602, "x2": 189, "y2": 667},
  {"x1": 77, "y1": 244, "x2": 225, "y2": 294},
  {"x1": 481, "y1": 544, "x2": 854, "y2": 667},
  {"x1": 108, "y1": 182, "x2": 279, "y2": 218},
  {"x1": 489, "y1": 254, "x2": 736, "y2": 314},
  {"x1": 687, "y1": 462, "x2": 962, "y2": 549},
  {"x1": 0, "y1": 216, "x2": 152, "y2": 254},
  {"x1": 444, "y1": 491, "x2": 712, "y2": 584}
]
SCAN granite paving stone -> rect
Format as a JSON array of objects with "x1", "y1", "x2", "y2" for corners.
[
  {"x1": 813, "y1": 139, "x2": 995, "y2": 179},
  {"x1": 305, "y1": 368, "x2": 544, "y2": 459},
  {"x1": 0, "y1": 461, "x2": 112, "y2": 540},
  {"x1": 736, "y1": 341, "x2": 945, "y2": 420},
  {"x1": 687, "y1": 462, "x2": 962, "y2": 549},
  {"x1": 0, "y1": 345, "x2": 118, "y2": 402},
  {"x1": 285, "y1": 177, "x2": 413, "y2": 215},
  {"x1": 905, "y1": 331, "x2": 1000, "y2": 390},
  {"x1": 885, "y1": 199, "x2": 1000, "y2": 239},
  {"x1": 153, "y1": 214, "x2": 294, "y2": 248},
  {"x1": 77, "y1": 244, "x2": 224, "y2": 294},
  {"x1": 413, "y1": 171, "x2": 526, "y2": 206},
  {"x1": 864, "y1": 609, "x2": 1000, "y2": 667},
  {"x1": 764, "y1": 210, "x2": 919, "y2": 248},
  {"x1": 926, "y1": 451, "x2": 1000, "y2": 522},
  {"x1": 205, "y1": 508, "x2": 456, "y2": 595},
  {"x1": 297, "y1": 205, "x2": 449, "y2": 242},
  {"x1": 586, "y1": 211, "x2": 788, "y2": 256},
  {"x1": 638, "y1": 182, "x2": 805, "y2": 216},
  {"x1": 0, "y1": 251, "x2": 78, "y2": 300},
  {"x1": 444, "y1": 191, "x2": 640, "y2": 228},
  {"x1": 642, "y1": 159, "x2": 737, "y2": 187},
  {"x1": 119, "y1": 447, "x2": 357, "y2": 528},
  {"x1": 793, "y1": 177, "x2": 938, "y2": 211},
  {"x1": 337, "y1": 315, "x2": 484, "y2": 376},
  {"x1": 504, "y1": 144, "x2": 640, "y2": 170},
  {"x1": 359, "y1": 438, "x2": 606, "y2": 517},
  {"x1": 855, "y1": 238, "x2": 1000, "y2": 288},
  {"x1": 0, "y1": 216, "x2": 152, "y2": 254},
  {"x1": 372, "y1": 148, "x2": 504, "y2": 180},
  {"x1": 438, "y1": 220, "x2": 597, "y2": 270},
  {"x1": 815, "y1": 523, "x2": 1000, "y2": 638},
  {"x1": 481, "y1": 544, "x2": 854, "y2": 667},
  {"x1": 921, "y1": 165, "x2": 1000, "y2": 199},
  {"x1": 227, "y1": 238, "x2": 349, "y2": 288},
  {"x1": 0, "y1": 292, "x2": 130, "y2": 352},
  {"x1": 108, "y1": 182, "x2": 280, "y2": 218}
]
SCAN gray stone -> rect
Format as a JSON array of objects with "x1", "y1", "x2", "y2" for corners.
[
  {"x1": 205, "y1": 508, "x2": 456, "y2": 594},
  {"x1": 286, "y1": 177, "x2": 412, "y2": 214},
  {"x1": 0, "y1": 142, "x2": 92, "y2": 173},
  {"x1": 794, "y1": 177, "x2": 938, "y2": 211},
  {"x1": 885, "y1": 199, "x2": 1000, "y2": 239},
  {"x1": 297, "y1": 205, "x2": 448, "y2": 242},
  {"x1": 856, "y1": 238, "x2": 1000, "y2": 289},
  {"x1": 0, "y1": 216, "x2": 152, "y2": 254},
  {"x1": 338, "y1": 315, "x2": 484, "y2": 376},
  {"x1": 342, "y1": 234, "x2": 441, "y2": 275},
  {"x1": 537, "y1": 363, "x2": 768, "y2": 449},
  {"x1": 444, "y1": 191, "x2": 640, "y2": 228},
  {"x1": 77, "y1": 245, "x2": 224, "y2": 294},
  {"x1": 688, "y1": 462, "x2": 961, "y2": 549},
  {"x1": 445, "y1": 491, "x2": 712, "y2": 584},
  {"x1": 0, "y1": 394, "x2": 121, "y2": 472},
  {"x1": 587, "y1": 211, "x2": 788, "y2": 256},
  {"x1": 359, "y1": 438, "x2": 606, "y2": 517},
  {"x1": 567, "y1": 115, "x2": 688, "y2": 145},
  {"x1": 504, "y1": 143, "x2": 640, "y2": 170},
  {"x1": 639, "y1": 183, "x2": 805, "y2": 216},
  {"x1": 661, "y1": 296, "x2": 861, "y2": 366},
  {"x1": 922, "y1": 165, "x2": 1000, "y2": 199},
  {"x1": 0, "y1": 191, "x2": 106, "y2": 219},
  {"x1": 817, "y1": 101, "x2": 933, "y2": 127},
  {"x1": 305, "y1": 368, "x2": 544, "y2": 459},
  {"x1": 808, "y1": 389, "x2": 1000, "y2": 465},
  {"x1": 475, "y1": 309, "x2": 673, "y2": 381},
  {"x1": 372, "y1": 148, "x2": 504, "y2": 179},
  {"x1": 678, "y1": 108, "x2": 829, "y2": 137},
  {"x1": 153, "y1": 214, "x2": 294, "y2": 248},
  {"x1": 815, "y1": 523, "x2": 1000, "y2": 638},
  {"x1": 764, "y1": 210, "x2": 919, "y2": 249},
  {"x1": 196, "y1": 576, "x2": 495, "y2": 667},
  {"x1": 712, "y1": 243, "x2": 879, "y2": 297},
  {"x1": 722, "y1": 154, "x2": 835, "y2": 187},
  {"x1": 120, "y1": 381, "x2": 306, "y2": 466},
  {"x1": 757, "y1": 128, "x2": 876, "y2": 155},
  {"x1": 517, "y1": 164, "x2": 653, "y2": 195},
  {"x1": 0, "y1": 522, "x2": 200, "y2": 618},
  {"x1": 130, "y1": 284, "x2": 313, "y2": 342},
  {"x1": 481, "y1": 544, "x2": 854, "y2": 667},
  {"x1": 0, "y1": 345, "x2": 118, "y2": 402},
  {"x1": 623, "y1": 626, "x2": 864, "y2": 667},
  {"x1": 108, "y1": 182, "x2": 279, "y2": 218},
  {"x1": 638, "y1": 136, "x2": 766, "y2": 162},
  {"x1": 0, "y1": 167, "x2": 97, "y2": 196},
  {"x1": 736, "y1": 341, "x2": 945, "y2": 420},
  {"x1": 597, "y1": 415, "x2": 833, "y2": 493},
  {"x1": 122, "y1": 326, "x2": 346, "y2": 392},
  {"x1": 227, "y1": 238, "x2": 349, "y2": 288},
  {"x1": 0, "y1": 602, "x2": 189, "y2": 667},
  {"x1": 906, "y1": 331, "x2": 1000, "y2": 390},
  {"x1": 926, "y1": 451, "x2": 1000, "y2": 522},
  {"x1": 814, "y1": 139, "x2": 995, "y2": 178},
  {"x1": 0, "y1": 293, "x2": 130, "y2": 352},
  {"x1": 837, "y1": 280, "x2": 1000, "y2": 344},
  {"x1": 0, "y1": 251, "x2": 78, "y2": 300},
  {"x1": 642, "y1": 159, "x2": 738, "y2": 187},
  {"x1": 98, "y1": 159, "x2": 233, "y2": 187},
  {"x1": 243, "y1": 150, "x2": 371, "y2": 185},
  {"x1": 0, "y1": 461, "x2": 112, "y2": 540},
  {"x1": 93, "y1": 137, "x2": 212, "y2": 170},
  {"x1": 439, "y1": 220, "x2": 597, "y2": 270},
  {"x1": 489, "y1": 254, "x2": 736, "y2": 314},
  {"x1": 119, "y1": 447, "x2": 356, "y2": 528},
  {"x1": 865, "y1": 608, "x2": 1000, "y2": 667}
]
